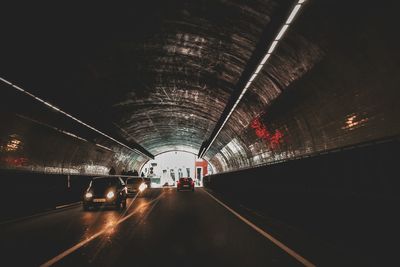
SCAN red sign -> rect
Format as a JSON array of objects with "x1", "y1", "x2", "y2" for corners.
[{"x1": 250, "y1": 117, "x2": 283, "y2": 149}]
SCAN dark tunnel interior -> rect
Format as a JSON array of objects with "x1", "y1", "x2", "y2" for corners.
[
  {"x1": 0, "y1": 0, "x2": 399, "y2": 266},
  {"x1": 1, "y1": 0, "x2": 399, "y2": 174}
]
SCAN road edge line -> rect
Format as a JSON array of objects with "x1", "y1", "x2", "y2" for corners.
[
  {"x1": 56, "y1": 201, "x2": 82, "y2": 209},
  {"x1": 0, "y1": 201, "x2": 82, "y2": 226},
  {"x1": 201, "y1": 188, "x2": 316, "y2": 267},
  {"x1": 40, "y1": 191, "x2": 164, "y2": 267}
]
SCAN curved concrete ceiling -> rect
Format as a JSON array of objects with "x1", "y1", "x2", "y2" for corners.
[{"x1": 1, "y1": 0, "x2": 399, "y2": 174}]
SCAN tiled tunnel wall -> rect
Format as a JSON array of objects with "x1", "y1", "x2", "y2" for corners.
[
  {"x1": 0, "y1": 0, "x2": 399, "y2": 175},
  {"x1": 0, "y1": 83, "x2": 148, "y2": 175},
  {"x1": 206, "y1": 0, "x2": 400, "y2": 172}
]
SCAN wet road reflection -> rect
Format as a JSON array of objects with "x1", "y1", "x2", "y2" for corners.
[
  {"x1": 0, "y1": 189, "x2": 164, "y2": 267},
  {"x1": 1, "y1": 188, "x2": 310, "y2": 267}
]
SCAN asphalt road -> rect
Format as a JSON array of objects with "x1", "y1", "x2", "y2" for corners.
[{"x1": 0, "y1": 188, "x2": 315, "y2": 267}]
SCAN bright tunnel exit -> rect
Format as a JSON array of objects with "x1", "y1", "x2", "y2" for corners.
[{"x1": 140, "y1": 151, "x2": 213, "y2": 188}]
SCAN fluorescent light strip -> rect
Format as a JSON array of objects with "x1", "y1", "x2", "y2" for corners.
[
  {"x1": 62, "y1": 131, "x2": 88, "y2": 142},
  {"x1": 267, "y1": 40, "x2": 279, "y2": 54},
  {"x1": 254, "y1": 64, "x2": 263, "y2": 74},
  {"x1": 249, "y1": 73, "x2": 257, "y2": 82},
  {"x1": 96, "y1": 143, "x2": 113, "y2": 152},
  {"x1": 16, "y1": 114, "x2": 89, "y2": 143},
  {"x1": 0, "y1": 77, "x2": 12, "y2": 85},
  {"x1": 0, "y1": 76, "x2": 151, "y2": 159},
  {"x1": 275, "y1": 24, "x2": 289, "y2": 41},
  {"x1": 286, "y1": 4, "x2": 301, "y2": 24},
  {"x1": 201, "y1": 1, "x2": 306, "y2": 158},
  {"x1": 260, "y1": 53, "x2": 271, "y2": 65},
  {"x1": 204, "y1": 115, "x2": 230, "y2": 156},
  {"x1": 199, "y1": 147, "x2": 205, "y2": 158}
]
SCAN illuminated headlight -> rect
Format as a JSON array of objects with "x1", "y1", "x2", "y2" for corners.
[
  {"x1": 139, "y1": 182, "x2": 147, "y2": 192},
  {"x1": 106, "y1": 191, "x2": 115, "y2": 199},
  {"x1": 85, "y1": 192, "x2": 93, "y2": 198}
]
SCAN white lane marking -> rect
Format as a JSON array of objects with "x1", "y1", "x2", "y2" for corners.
[
  {"x1": 40, "y1": 191, "x2": 164, "y2": 267},
  {"x1": 0, "y1": 202, "x2": 82, "y2": 226},
  {"x1": 56, "y1": 202, "x2": 82, "y2": 209},
  {"x1": 201, "y1": 189, "x2": 316, "y2": 267}
]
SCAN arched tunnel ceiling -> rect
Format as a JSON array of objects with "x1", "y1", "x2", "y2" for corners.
[
  {"x1": 1, "y1": 0, "x2": 399, "y2": 174},
  {"x1": 1, "y1": 0, "x2": 286, "y2": 158}
]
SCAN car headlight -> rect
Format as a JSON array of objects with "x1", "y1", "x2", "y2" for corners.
[
  {"x1": 85, "y1": 192, "x2": 93, "y2": 198},
  {"x1": 106, "y1": 191, "x2": 115, "y2": 199},
  {"x1": 139, "y1": 182, "x2": 147, "y2": 192}
]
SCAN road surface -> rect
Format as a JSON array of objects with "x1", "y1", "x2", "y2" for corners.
[{"x1": 0, "y1": 188, "x2": 320, "y2": 267}]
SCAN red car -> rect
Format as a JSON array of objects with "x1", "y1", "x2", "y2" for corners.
[{"x1": 177, "y1": 177, "x2": 194, "y2": 192}]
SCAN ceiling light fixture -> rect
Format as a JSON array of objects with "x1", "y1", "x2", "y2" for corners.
[
  {"x1": 200, "y1": 0, "x2": 307, "y2": 158},
  {"x1": 0, "y1": 77, "x2": 152, "y2": 159}
]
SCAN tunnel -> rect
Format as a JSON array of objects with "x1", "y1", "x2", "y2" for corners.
[{"x1": 0, "y1": 0, "x2": 399, "y2": 266}]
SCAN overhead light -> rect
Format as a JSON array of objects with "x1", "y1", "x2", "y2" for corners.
[
  {"x1": 62, "y1": 131, "x2": 87, "y2": 142},
  {"x1": 200, "y1": 1, "x2": 307, "y2": 158},
  {"x1": 96, "y1": 143, "x2": 113, "y2": 151},
  {"x1": 254, "y1": 64, "x2": 263, "y2": 74},
  {"x1": 249, "y1": 73, "x2": 257, "y2": 82},
  {"x1": 0, "y1": 77, "x2": 12, "y2": 85},
  {"x1": 286, "y1": 4, "x2": 302, "y2": 24},
  {"x1": 44, "y1": 102, "x2": 60, "y2": 112},
  {"x1": 275, "y1": 24, "x2": 289, "y2": 41},
  {"x1": 267, "y1": 40, "x2": 279, "y2": 54},
  {"x1": 260, "y1": 54, "x2": 271, "y2": 65},
  {"x1": 0, "y1": 76, "x2": 152, "y2": 159}
]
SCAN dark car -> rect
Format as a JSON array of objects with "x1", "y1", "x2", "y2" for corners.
[
  {"x1": 126, "y1": 177, "x2": 148, "y2": 197},
  {"x1": 177, "y1": 177, "x2": 194, "y2": 192},
  {"x1": 143, "y1": 177, "x2": 151, "y2": 188},
  {"x1": 83, "y1": 176, "x2": 128, "y2": 210}
]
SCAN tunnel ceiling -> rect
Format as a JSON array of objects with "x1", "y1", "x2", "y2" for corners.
[
  {"x1": 2, "y1": 1, "x2": 399, "y2": 174},
  {"x1": 1, "y1": 0, "x2": 292, "y2": 156}
]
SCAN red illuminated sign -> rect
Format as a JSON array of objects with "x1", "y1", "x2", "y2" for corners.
[{"x1": 250, "y1": 117, "x2": 283, "y2": 148}]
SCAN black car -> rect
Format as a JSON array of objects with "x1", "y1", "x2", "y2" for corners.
[
  {"x1": 143, "y1": 177, "x2": 151, "y2": 188},
  {"x1": 83, "y1": 176, "x2": 128, "y2": 210},
  {"x1": 126, "y1": 177, "x2": 148, "y2": 197}
]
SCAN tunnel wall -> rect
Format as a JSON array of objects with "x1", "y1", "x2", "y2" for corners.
[
  {"x1": 0, "y1": 113, "x2": 145, "y2": 175},
  {"x1": 0, "y1": 169, "x2": 145, "y2": 222},
  {"x1": 204, "y1": 138, "x2": 399, "y2": 265},
  {"x1": 0, "y1": 169, "x2": 96, "y2": 221},
  {"x1": 0, "y1": 81, "x2": 149, "y2": 175},
  {"x1": 207, "y1": 0, "x2": 400, "y2": 172}
]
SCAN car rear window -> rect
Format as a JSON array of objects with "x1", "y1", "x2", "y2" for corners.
[{"x1": 179, "y1": 177, "x2": 192, "y2": 182}]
